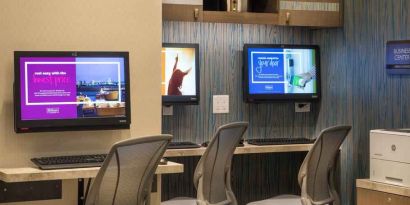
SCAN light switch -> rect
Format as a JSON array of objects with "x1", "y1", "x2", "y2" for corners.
[
  {"x1": 213, "y1": 95, "x2": 229, "y2": 114},
  {"x1": 162, "y1": 106, "x2": 173, "y2": 116}
]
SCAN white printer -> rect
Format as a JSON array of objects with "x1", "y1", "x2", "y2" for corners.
[{"x1": 370, "y1": 129, "x2": 410, "y2": 187}]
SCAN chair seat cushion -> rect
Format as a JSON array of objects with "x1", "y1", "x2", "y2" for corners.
[
  {"x1": 161, "y1": 197, "x2": 197, "y2": 205},
  {"x1": 247, "y1": 195, "x2": 302, "y2": 205}
]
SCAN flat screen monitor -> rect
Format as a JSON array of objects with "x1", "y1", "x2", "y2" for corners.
[
  {"x1": 386, "y1": 40, "x2": 410, "y2": 74},
  {"x1": 243, "y1": 44, "x2": 321, "y2": 102},
  {"x1": 162, "y1": 43, "x2": 200, "y2": 105},
  {"x1": 14, "y1": 51, "x2": 131, "y2": 133}
]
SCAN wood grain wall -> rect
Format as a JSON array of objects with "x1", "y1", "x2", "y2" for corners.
[
  {"x1": 313, "y1": 0, "x2": 410, "y2": 205},
  {"x1": 162, "y1": 1, "x2": 410, "y2": 205},
  {"x1": 162, "y1": 23, "x2": 315, "y2": 142}
]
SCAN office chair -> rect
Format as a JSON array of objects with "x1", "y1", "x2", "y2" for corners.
[
  {"x1": 162, "y1": 122, "x2": 249, "y2": 205},
  {"x1": 247, "y1": 125, "x2": 351, "y2": 205},
  {"x1": 84, "y1": 135, "x2": 172, "y2": 205}
]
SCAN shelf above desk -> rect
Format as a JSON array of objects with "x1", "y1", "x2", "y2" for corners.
[
  {"x1": 203, "y1": 11, "x2": 279, "y2": 25},
  {"x1": 164, "y1": 143, "x2": 313, "y2": 157},
  {"x1": 0, "y1": 161, "x2": 184, "y2": 183}
]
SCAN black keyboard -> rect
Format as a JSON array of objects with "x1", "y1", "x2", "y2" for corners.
[
  {"x1": 31, "y1": 154, "x2": 107, "y2": 170},
  {"x1": 247, "y1": 138, "x2": 316, "y2": 146},
  {"x1": 168, "y1": 141, "x2": 201, "y2": 149},
  {"x1": 202, "y1": 139, "x2": 245, "y2": 147}
]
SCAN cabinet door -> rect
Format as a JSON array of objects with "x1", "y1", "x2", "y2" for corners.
[
  {"x1": 278, "y1": 0, "x2": 342, "y2": 27},
  {"x1": 357, "y1": 188, "x2": 410, "y2": 205},
  {"x1": 163, "y1": 4, "x2": 203, "y2": 22}
]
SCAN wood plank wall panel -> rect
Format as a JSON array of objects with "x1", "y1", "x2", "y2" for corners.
[
  {"x1": 313, "y1": 1, "x2": 410, "y2": 205},
  {"x1": 162, "y1": 22, "x2": 314, "y2": 143},
  {"x1": 162, "y1": 1, "x2": 410, "y2": 205},
  {"x1": 162, "y1": 22, "x2": 315, "y2": 205}
]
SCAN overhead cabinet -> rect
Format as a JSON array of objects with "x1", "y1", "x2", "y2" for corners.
[
  {"x1": 278, "y1": 0, "x2": 342, "y2": 27},
  {"x1": 163, "y1": 0, "x2": 343, "y2": 27},
  {"x1": 162, "y1": 0, "x2": 203, "y2": 22}
]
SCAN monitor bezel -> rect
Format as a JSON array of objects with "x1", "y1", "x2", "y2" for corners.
[
  {"x1": 14, "y1": 51, "x2": 132, "y2": 133},
  {"x1": 162, "y1": 43, "x2": 200, "y2": 105},
  {"x1": 243, "y1": 44, "x2": 321, "y2": 103}
]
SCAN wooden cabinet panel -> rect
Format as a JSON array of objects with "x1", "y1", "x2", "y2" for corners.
[
  {"x1": 278, "y1": 0, "x2": 342, "y2": 27},
  {"x1": 357, "y1": 188, "x2": 410, "y2": 205},
  {"x1": 243, "y1": 12, "x2": 279, "y2": 25},
  {"x1": 163, "y1": 4, "x2": 203, "y2": 22},
  {"x1": 278, "y1": 10, "x2": 342, "y2": 27},
  {"x1": 162, "y1": 0, "x2": 343, "y2": 27},
  {"x1": 203, "y1": 11, "x2": 244, "y2": 24},
  {"x1": 203, "y1": 11, "x2": 279, "y2": 25}
]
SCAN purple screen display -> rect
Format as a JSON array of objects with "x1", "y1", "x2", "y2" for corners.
[{"x1": 19, "y1": 57, "x2": 126, "y2": 121}]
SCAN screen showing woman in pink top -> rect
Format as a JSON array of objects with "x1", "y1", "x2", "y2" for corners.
[{"x1": 161, "y1": 47, "x2": 196, "y2": 96}]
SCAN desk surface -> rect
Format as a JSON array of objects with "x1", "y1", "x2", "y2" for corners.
[
  {"x1": 0, "y1": 161, "x2": 183, "y2": 183},
  {"x1": 356, "y1": 179, "x2": 410, "y2": 197},
  {"x1": 164, "y1": 143, "x2": 313, "y2": 157},
  {"x1": 0, "y1": 144, "x2": 312, "y2": 182}
]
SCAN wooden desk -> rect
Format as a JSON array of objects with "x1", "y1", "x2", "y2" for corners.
[
  {"x1": 0, "y1": 162, "x2": 183, "y2": 183},
  {"x1": 0, "y1": 162, "x2": 183, "y2": 205},
  {"x1": 0, "y1": 144, "x2": 311, "y2": 181},
  {"x1": 356, "y1": 179, "x2": 410, "y2": 205},
  {"x1": 164, "y1": 143, "x2": 313, "y2": 157}
]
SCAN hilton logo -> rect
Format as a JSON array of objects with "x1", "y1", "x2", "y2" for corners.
[
  {"x1": 119, "y1": 120, "x2": 127, "y2": 123},
  {"x1": 46, "y1": 107, "x2": 60, "y2": 114}
]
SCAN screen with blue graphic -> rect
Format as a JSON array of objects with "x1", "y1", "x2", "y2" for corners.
[
  {"x1": 386, "y1": 41, "x2": 410, "y2": 74},
  {"x1": 246, "y1": 47, "x2": 318, "y2": 95},
  {"x1": 386, "y1": 42, "x2": 410, "y2": 65}
]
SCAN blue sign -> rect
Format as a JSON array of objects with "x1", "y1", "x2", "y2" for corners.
[
  {"x1": 386, "y1": 41, "x2": 410, "y2": 74},
  {"x1": 248, "y1": 48, "x2": 285, "y2": 94}
]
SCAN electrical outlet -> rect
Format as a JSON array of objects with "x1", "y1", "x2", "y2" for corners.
[
  {"x1": 213, "y1": 95, "x2": 229, "y2": 114},
  {"x1": 295, "y1": 102, "x2": 311, "y2": 113},
  {"x1": 162, "y1": 106, "x2": 173, "y2": 116}
]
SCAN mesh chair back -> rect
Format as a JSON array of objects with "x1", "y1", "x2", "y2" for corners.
[
  {"x1": 85, "y1": 135, "x2": 172, "y2": 205},
  {"x1": 299, "y1": 125, "x2": 351, "y2": 205},
  {"x1": 194, "y1": 122, "x2": 248, "y2": 205}
]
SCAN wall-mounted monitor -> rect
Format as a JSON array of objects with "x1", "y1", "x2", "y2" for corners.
[
  {"x1": 386, "y1": 40, "x2": 410, "y2": 74},
  {"x1": 162, "y1": 43, "x2": 200, "y2": 105},
  {"x1": 14, "y1": 51, "x2": 131, "y2": 133},
  {"x1": 243, "y1": 44, "x2": 321, "y2": 102}
]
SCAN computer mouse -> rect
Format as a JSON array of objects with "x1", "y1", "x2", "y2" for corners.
[
  {"x1": 238, "y1": 139, "x2": 245, "y2": 147},
  {"x1": 159, "y1": 158, "x2": 168, "y2": 165},
  {"x1": 201, "y1": 141, "x2": 209, "y2": 147}
]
